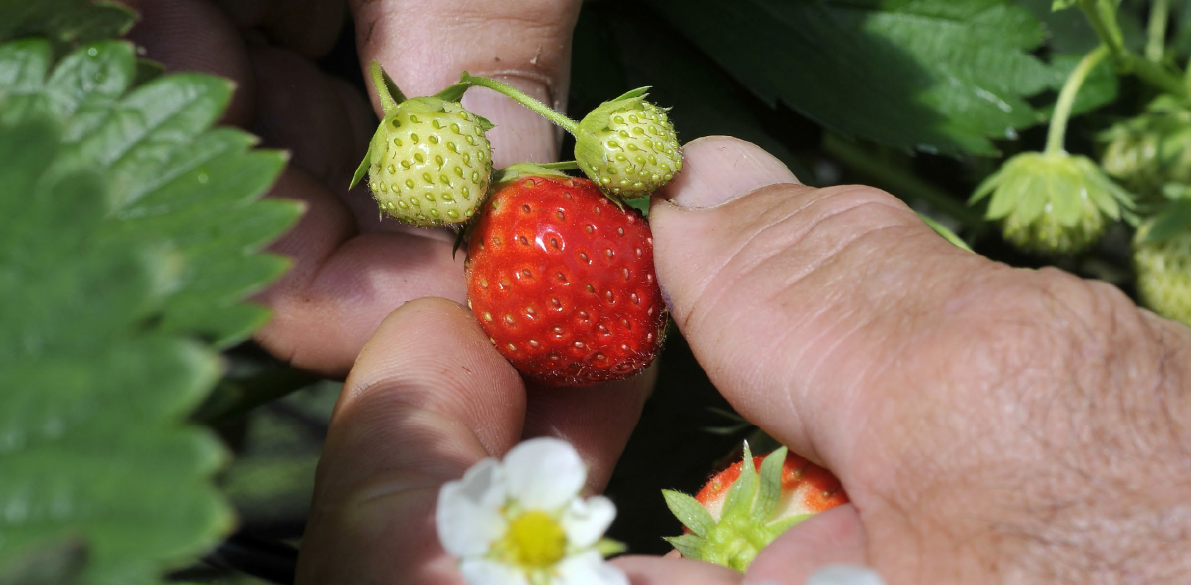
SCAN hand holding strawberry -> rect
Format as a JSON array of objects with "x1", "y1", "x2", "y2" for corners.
[{"x1": 299, "y1": 136, "x2": 1191, "y2": 585}]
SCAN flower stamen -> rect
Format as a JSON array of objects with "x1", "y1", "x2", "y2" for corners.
[{"x1": 498, "y1": 510, "x2": 568, "y2": 568}]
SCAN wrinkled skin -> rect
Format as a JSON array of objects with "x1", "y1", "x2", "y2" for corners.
[{"x1": 124, "y1": 2, "x2": 1191, "y2": 584}]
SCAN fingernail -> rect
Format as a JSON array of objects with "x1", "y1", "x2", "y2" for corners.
[
  {"x1": 805, "y1": 565, "x2": 886, "y2": 585},
  {"x1": 462, "y1": 76, "x2": 560, "y2": 168},
  {"x1": 660, "y1": 136, "x2": 799, "y2": 209}
]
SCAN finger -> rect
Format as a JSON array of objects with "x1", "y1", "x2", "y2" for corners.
[
  {"x1": 744, "y1": 504, "x2": 868, "y2": 585},
  {"x1": 612, "y1": 555, "x2": 741, "y2": 585},
  {"x1": 126, "y1": 0, "x2": 256, "y2": 126},
  {"x1": 254, "y1": 167, "x2": 466, "y2": 376},
  {"x1": 520, "y1": 366, "x2": 657, "y2": 492},
  {"x1": 296, "y1": 297, "x2": 526, "y2": 585},
  {"x1": 212, "y1": 0, "x2": 346, "y2": 57},
  {"x1": 350, "y1": 0, "x2": 582, "y2": 166},
  {"x1": 247, "y1": 44, "x2": 373, "y2": 190},
  {"x1": 649, "y1": 136, "x2": 980, "y2": 469}
]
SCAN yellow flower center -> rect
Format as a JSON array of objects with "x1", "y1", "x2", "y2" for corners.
[{"x1": 500, "y1": 510, "x2": 568, "y2": 568}]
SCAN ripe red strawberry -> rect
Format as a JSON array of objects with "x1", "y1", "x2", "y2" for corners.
[
  {"x1": 464, "y1": 167, "x2": 667, "y2": 386},
  {"x1": 664, "y1": 443, "x2": 848, "y2": 572}
]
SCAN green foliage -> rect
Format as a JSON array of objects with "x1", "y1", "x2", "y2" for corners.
[
  {"x1": 641, "y1": 0, "x2": 1054, "y2": 156},
  {"x1": 0, "y1": 23, "x2": 296, "y2": 585},
  {"x1": 0, "y1": 0, "x2": 135, "y2": 52},
  {"x1": 0, "y1": 39, "x2": 301, "y2": 346}
]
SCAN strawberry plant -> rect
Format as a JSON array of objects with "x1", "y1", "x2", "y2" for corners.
[{"x1": 7, "y1": 0, "x2": 1191, "y2": 584}]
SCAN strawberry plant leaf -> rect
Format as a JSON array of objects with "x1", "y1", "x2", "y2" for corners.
[
  {"x1": 0, "y1": 38, "x2": 300, "y2": 346},
  {"x1": 0, "y1": 114, "x2": 234, "y2": 585},
  {"x1": 661, "y1": 490, "x2": 714, "y2": 537},
  {"x1": 1141, "y1": 198, "x2": 1191, "y2": 244},
  {"x1": 0, "y1": 0, "x2": 136, "y2": 51},
  {"x1": 642, "y1": 0, "x2": 1055, "y2": 156}
]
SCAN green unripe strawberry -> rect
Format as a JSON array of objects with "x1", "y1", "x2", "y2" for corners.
[
  {"x1": 366, "y1": 98, "x2": 493, "y2": 224},
  {"x1": 970, "y1": 151, "x2": 1133, "y2": 256},
  {"x1": 1134, "y1": 215, "x2": 1191, "y2": 327},
  {"x1": 1101, "y1": 100, "x2": 1191, "y2": 203},
  {"x1": 460, "y1": 75, "x2": 683, "y2": 200},
  {"x1": 352, "y1": 62, "x2": 494, "y2": 226},
  {"x1": 573, "y1": 89, "x2": 682, "y2": 199}
]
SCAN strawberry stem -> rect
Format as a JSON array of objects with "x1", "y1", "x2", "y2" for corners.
[
  {"x1": 1046, "y1": 45, "x2": 1109, "y2": 154},
  {"x1": 461, "y1": 73, "x2": 579, "y2": 135},
  {"x1": 369, "y1": 60, "x2": 405, "y2": 114}
]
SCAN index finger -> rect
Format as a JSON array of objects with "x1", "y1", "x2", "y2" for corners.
[
  {"x1": 350, "y1": 0, "x2": 582, "y2": 166},
  {"x1": 296, "y1": 298, "x2": 526, "y2": 585}
]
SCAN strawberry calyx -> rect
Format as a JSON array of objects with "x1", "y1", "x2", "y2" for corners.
[
  {"x1": 492, "y1": 162, "x2": 581, "y2": 187},
  {"x1": 663, "y1": 443, "x2": 839, "y2": 573}
]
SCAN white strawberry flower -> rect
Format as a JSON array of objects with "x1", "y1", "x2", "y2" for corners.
[{"x1": 436, "y1": 437, "x2": 627, "y2": 585}]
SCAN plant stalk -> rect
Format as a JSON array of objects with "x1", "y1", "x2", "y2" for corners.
[
  {"x1": 461, "y1": 73, "x2": 580, "y2": 135},
  {"x1": 1046, "y1": 45, "x2": 1110, "y2": 154},
  {"x1": 1078, "y1": 0, "x2": 1188, "y2": 100},
  {"x1": 1146, "y1": 0, "x2": 1169, "y2": 62},
  {"x1": 369, "y1": 60, "x2": 405, "y2": 114}
]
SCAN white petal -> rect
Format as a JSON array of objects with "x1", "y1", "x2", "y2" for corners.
[
  {"x1": 806, "y1": 565, "x2": 887, "y2": 585},
  {"x1": 457, "y1": 458, "x2": 510, "y2": 509},
  {"x1": 553, "y1": 551, "x2": 627, "y2": 585},
  {"x1": 560, "y1": 496, "x2": 616, "y2": 548},
  {"x1": 459, "y1": 558, "x2": 531, "y2": 585},
  {"x1": 503, "y1": 438, "x2": 585, "y2": 510},
  {"x1": 436, "y1": 459, "x2": 509, "y2": 557}
]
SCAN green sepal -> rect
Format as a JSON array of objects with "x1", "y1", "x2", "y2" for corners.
[
  {"x1": 1140, "y1": 198, "x2": 1191, "y2": 244},
  {"x1": 765, "y1": 513, "x2": 816, "y2": 535},
  {"x1": 608, "y1": 86, "x2": 651, "y2": 102},
  {"x1": 473, "y1": 113, "x2": 495, "y2": 133},
  {"x1": 662, "y1": 489, "x2": 714, "y2": 537},
  {"x1": 349, "y1": 140, "x2": 373, "y2": 190},
  {"x1": 434, "y1": 82, "x2": 470, "y2": 103},
  {"x1": 491, "y1": 162, "x2": 578, "y2": 187},
  {"x1": 1051, "y1": 0, "x2": 1078, "y2": 10},
  {"x1": 663, "y1": 533, "x2": 706, "y2": 560},
  {"x1": 452, "y1": 222, "x2": 469, "y2": 259},
  {"x1": 753, "y1": 446, "x2": 788, "y2": 522},
  {"x1": 720, "y1": 442, "x2": 759, "y2": 521},
  {"x1": 596, "y1": 538, "x2": 626, "y2": 558}
]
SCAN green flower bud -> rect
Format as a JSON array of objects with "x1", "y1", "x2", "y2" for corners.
[{"x1": 971, "y1": 151, "x2": 1133, "y2": 255}]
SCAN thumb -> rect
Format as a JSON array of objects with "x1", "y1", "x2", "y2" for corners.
[{"x1": 649, "y1": 136, "x2": 978, "y2": 468}]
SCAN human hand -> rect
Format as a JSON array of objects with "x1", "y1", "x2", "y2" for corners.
[
  {"x1": 296, "y1": 136, "x2": 1191, "y2": 585},
  {"x1": 126, "y1": 0, "x2": 583, "y2": 376}
]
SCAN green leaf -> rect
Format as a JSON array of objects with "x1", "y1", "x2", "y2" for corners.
[
  {"x1": 641, "y1": 0, "x2": 1054, "y2": 156},
  {"x1": 0, "y1": 114, "x2": 234, "y2": 585},
  {"x1": 571, "y1": 4, "x2": 813, "y2": 181},
  {"x1": 0, "y1": 0, "x2": 136, "y2": 51},
  {"x1": 919, "y1": 213, "x2": 975, "y2": 252},
  {"x1": 1141, "y1": 198, "x2": 1191, "y2": 244},
  {"x1": 661, "y1": 490, "x2": 715, "y2": 537},
  {"x1": 0, "y1": 39, "x2": 301, "y2": 345}
]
